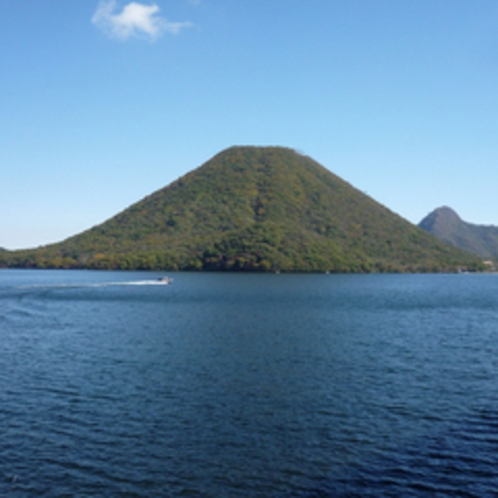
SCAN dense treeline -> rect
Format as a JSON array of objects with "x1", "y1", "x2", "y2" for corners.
[{"x1": 0, "y1": 147, "x2": 485, "y2": 273}]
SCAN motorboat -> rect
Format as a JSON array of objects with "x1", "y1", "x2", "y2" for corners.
[{"x1": 157, "y1": 276, "x2": 173, "y2": 284}]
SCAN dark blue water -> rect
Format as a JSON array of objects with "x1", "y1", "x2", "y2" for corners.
[{"x1": 1, "y1": 270, "x2": 498, "y2": 497}]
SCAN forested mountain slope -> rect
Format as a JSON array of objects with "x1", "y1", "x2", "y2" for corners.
[
  {"x1": 1, "y1": 147, "x2": 483, "y2": 272},
  {"x1": 419, "y1": 206, "x2": 498, "y2": 261}
]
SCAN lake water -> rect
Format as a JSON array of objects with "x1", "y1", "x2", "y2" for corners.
[{"x1": 1, "y1": 270, "x2": 498, "y2": 497}]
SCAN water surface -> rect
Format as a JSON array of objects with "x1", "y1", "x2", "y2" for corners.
[{"x1": 1, "y1": 270, "x2": 497, "y2": 496}]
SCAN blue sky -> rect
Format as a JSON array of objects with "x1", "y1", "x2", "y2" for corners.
[{"x1": 1, "y1": 1, "x2": 497, "y2": 249}]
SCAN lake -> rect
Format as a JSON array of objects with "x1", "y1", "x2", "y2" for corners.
[{"x1": 1, "y1": 270, "x2": 497, "y2": 496}]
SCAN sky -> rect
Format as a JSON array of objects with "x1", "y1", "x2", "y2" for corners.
[{"x1": 1, "y1": 0, "x2": 497, "y2": 249}]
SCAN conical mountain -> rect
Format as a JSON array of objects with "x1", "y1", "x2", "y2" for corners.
[
  {"x1": 2, "y1": 147, "x2": 483, "y2": 272},
  {"x1": 419, "y1": 206, "x2": 498, "y2": 261}
]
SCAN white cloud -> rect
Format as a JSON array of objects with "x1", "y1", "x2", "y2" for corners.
[{"x1": 92, "y1": 1, "x2": 193, "y2": 41}]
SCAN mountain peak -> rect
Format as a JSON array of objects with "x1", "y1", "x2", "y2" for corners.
[
  {"x1": 418, "y1": 206, "x2": 461, "y2": 232},
  {"x1": 419, "y1": 207, "x2": 498, "y2": 261},
  {"x1": 433, "y1": 206, "x2": 460, "y2": 219},
  {"x1": 1, "y1": 147, "x2": 483, "y2": 272}
]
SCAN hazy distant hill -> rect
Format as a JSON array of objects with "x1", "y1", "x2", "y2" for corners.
[
  {"x1": 419, "y1": 206, "x2": 498, "y2": 261},
  {"x1": 0, "y1": 147, "x2": 483, "y2": 272}
]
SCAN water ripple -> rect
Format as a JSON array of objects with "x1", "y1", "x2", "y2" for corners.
[{"x1": 2, "y1": 272, "x2": 498, "y2": 496}]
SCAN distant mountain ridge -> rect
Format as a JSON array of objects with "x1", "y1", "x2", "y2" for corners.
[
  {"x1": 419, "y1": 206, "x2": 498, "y2": 261},
  {"x1": 0, "y1": 146, "x2": 483, "y2": 272}
]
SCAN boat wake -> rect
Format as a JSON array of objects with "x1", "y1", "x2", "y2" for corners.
[
  {"x1": 121, "y1": 279, "x2": 172, "y2": 286},
  {"x1": 14, "y1": 279, "x2": 172, "y2": 290}
]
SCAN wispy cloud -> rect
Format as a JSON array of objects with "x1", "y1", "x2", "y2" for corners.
[{"x1": 92, "y1": 1, "x2": 193, "y2": 41}]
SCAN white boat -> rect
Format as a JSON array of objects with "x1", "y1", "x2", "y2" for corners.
[{"x1": 157, "y1": 276, "x2": 173, "y2": 284}]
